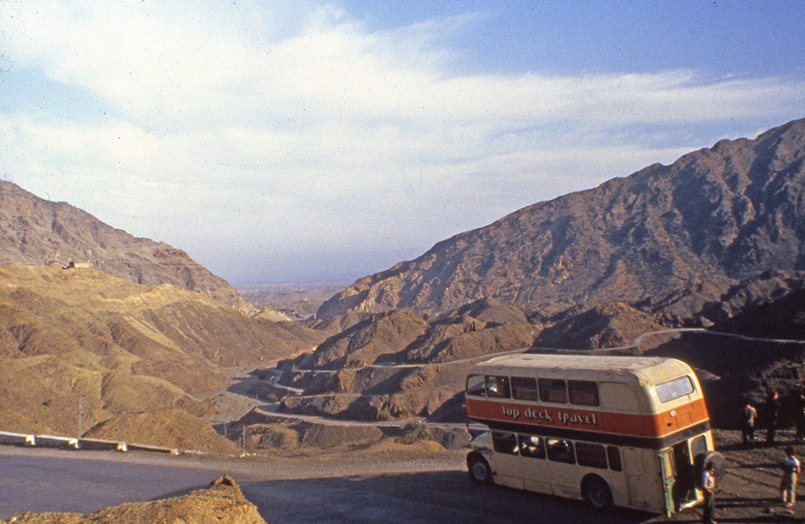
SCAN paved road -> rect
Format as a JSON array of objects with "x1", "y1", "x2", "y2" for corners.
[{"x1": 0, "y1": 446, "x2": 651, "y2": 524}]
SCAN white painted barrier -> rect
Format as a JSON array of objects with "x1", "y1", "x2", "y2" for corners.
[
  {"x1": 77, "y1": 438, "x2": 128, "y2": 452},
  {"x1": 34, "y1": 434, "x2": 79, "y2": 449},
  {"x1": 0, "y1": 431, "x2": 35, "y2": 446}
]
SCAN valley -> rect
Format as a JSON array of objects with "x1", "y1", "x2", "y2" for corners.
[{"x1": 2, "y1": 118, "x2": 805, "y2": 521}]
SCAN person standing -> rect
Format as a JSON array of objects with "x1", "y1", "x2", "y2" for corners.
[
  {"x1": 767, "y1": 392, "x2": 780, "y2": 446},
  {"x1": 796, "y1": 391, "x2": 805, "y2": 443},
  {"x1": 743, "y1": 402, "x2": 758, "y2": 447},
  {"x1": 781, "y1": 446, "x2": 801, "y2": 507},
  {"x1": 702, "y1": 462, "x2": 717, "y2": 524}
]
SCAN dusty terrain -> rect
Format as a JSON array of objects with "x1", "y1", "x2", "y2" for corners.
[
  {"x1": 1, "y1": 475, "x2": 265, "y2": 524},
  {"x1": 645, "y1": 429, "x2": 805, "y2": 523}
]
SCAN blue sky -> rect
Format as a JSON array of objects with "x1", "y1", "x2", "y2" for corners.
[{"x1": 1, "y1": 1, "x2": 804, "y2": 286}]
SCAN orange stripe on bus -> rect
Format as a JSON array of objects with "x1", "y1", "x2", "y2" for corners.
[{"x1": 465, "y1": 397, "x2": 709, "y2": 439}]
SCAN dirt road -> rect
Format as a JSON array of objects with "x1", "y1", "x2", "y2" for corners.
[
  {"x1": 2, "y1": 429, "x2": 803, "y2": 523},
  {"x1": 0, "y1": 446, "x2": 647, "y2": 524}
]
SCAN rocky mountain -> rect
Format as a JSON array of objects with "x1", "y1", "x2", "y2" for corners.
[
  {"x1": 318, "y1": 118, "x2": 805, "y2": 323},
  {"x1": 0, "y1": 181, "x2": 251, "y2": 312},
  {"x1": 277, "y1": 298, "x2": 537, "y2": 421}
]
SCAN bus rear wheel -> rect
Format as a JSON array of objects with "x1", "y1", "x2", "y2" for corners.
[
  {"x1": 582, "y1": 476, "x2": 612, "y2": 510},
  {"x1": 467, "y1": 454, "x2": 493, "y2": 485}
]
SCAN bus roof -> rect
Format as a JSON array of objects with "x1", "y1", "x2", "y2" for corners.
[{"x1": 469, "y1": 353, "x2": 694, "y2": 385}]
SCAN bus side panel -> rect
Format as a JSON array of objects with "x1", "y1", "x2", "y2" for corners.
[
  {"x1": 622, "y1": 447, "x2": 665, "y2": 513},
  {"x1": 490, "y1": 453, "x2": 525, "y2": 490},
  {"x1": 520, "y1": 459, "x2": 553, "y2": 495},
  {"x1": 548, "y1": 463, "x2": 582, "y2": 500}
]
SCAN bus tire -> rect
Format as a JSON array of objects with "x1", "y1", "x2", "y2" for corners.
[
  {"x1": 467, "y1": 453, "x2": 493, "y2": 485},
  {"x1": 582, "y1": 475, "x2": 612, "y2": 510}
]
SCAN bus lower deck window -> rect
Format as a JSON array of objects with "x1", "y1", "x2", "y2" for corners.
[
  {"x1": 547, "y1": 438, "x2": 575, "y2": 464},
  {"x1": 576, "y1": 442, "x2": 607, "y2": 469},
  {"x1": 518, "y1": 434, "x2": 546, "y2": 459},
  {"x1": 492, "y1": 431, "x2": 518, "y2": 455},
  {"x1": 607, "y1": 446, "x2": 623, "y2": 471}
]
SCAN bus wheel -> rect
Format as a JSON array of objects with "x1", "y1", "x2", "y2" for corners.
[
  {"x1": 582, "y1": 476, "x2": 612, "y2": 510},
  {"x1": 467, "y1": 454, "x2": 493, "y2": 484}
]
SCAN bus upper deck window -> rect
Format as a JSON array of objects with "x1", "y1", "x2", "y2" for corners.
[
  {"x1": 466, "y1": 375, "x2": 486, "y2": 396},
  {"x1": 486, "y1": 375, "x2": 511, "y2": 398},
  {"x1": 511, "y1": 376, "x2": 539, "y2": 401},
  {"x1": 569, "y1": 380, "x2": 599, "y2": 406},
  {"x1": 539, "y1": 378, "x2": 568, "y2": 403},
  {"x1": 655, "y1": 376, "x2": 695, "y2": 403}
]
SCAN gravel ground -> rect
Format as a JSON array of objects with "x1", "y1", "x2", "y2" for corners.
[{"x1": 645, "y1": 429, "x2": 804, "y2": 523}]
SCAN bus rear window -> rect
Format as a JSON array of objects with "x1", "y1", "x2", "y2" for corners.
[
  {"x1": 568, "y1": 380, "x2": 599, "y2": 406},
  {"x1": 655, "y1": 376, "x2": 695, "y2": 403},
  {"x1": 539, "y1": 379, "x2": 567, "y2": 403},
  {"x1": 511, "y1": 376, "x2": 539, "y2": 401}
]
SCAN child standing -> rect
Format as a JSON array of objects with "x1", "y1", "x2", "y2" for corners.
[{"x1": 781, "y1": 446, "x2": 801, "y2": 507}]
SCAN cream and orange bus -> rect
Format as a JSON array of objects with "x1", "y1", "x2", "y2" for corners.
[{"x1": 464, "y1": 353, "x2": 723, "y2": 516}]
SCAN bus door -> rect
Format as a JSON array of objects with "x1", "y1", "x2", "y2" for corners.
[
  {"x1": 658, "y1": 448, "x2": 676, "y2": 517},
  {"x1": 671, "y1": 440, "x2": 697, "y2": 508}
]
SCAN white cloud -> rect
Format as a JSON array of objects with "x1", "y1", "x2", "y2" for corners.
[{"x1": 1, "y1": 0, "x2": 805, "y2": 283}]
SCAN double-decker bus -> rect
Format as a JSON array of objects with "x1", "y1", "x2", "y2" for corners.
[{"x1": 464, "y1": 353, "x2": 722, "y2": 516}]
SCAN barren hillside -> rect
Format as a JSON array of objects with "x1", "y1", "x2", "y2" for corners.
[
  {"x1": 318, "y1": 118, "x2": 805, "y2": 322},
  {"x1": 0, "y1": 264, "x2": 325, "y2": 450}
]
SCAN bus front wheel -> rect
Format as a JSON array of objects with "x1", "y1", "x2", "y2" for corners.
[
  {"x1": 467, "y1": 454, "x2": 493, "y2": 485},
  {"x1": 582, "y1": 475, "x2": 612, "y2": 510}
]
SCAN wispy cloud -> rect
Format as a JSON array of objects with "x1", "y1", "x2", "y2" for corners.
[{"x1": 1, "y1": 0, "x2": 804, "y2": 283}]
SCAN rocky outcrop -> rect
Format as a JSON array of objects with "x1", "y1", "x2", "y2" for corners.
[
  {"x1": 318, "y1": 118, "x2": 805, "y2": 323},
  {"x1": 0, "y1": 181, "x2": 251, "y2": 312},
  {"x1": 1, "y1": 475, "x2": 267, "y2": 524}
]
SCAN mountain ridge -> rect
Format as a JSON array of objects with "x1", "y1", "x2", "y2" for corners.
[
  {"x1": 318, "y1": 117, "x2": 805, "y2": 321},
  {"x1": 0, "y1": 180, "x2": 252, "y2": 313}
]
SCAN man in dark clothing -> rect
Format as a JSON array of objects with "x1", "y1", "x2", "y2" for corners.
[
  {"x1": 702, "y1": 462, "x2": 717, "y2": 524},
  {"x1": 743, "y1": 402, "x2": 757, "y2": 447},
  {"x1": 796, "y1": 391, "x2": 805, "y2": 442},
  {"x1": 767, "y1": 392, "x2": 780, "y2": 446}
]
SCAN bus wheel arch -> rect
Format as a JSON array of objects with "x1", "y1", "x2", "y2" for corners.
[
  {"x1": 581, "y1": 474, "x2": 612, "y2": 510},
  {"x1": 467, "y1": 452, "x2": 493, "y2": 485}
]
